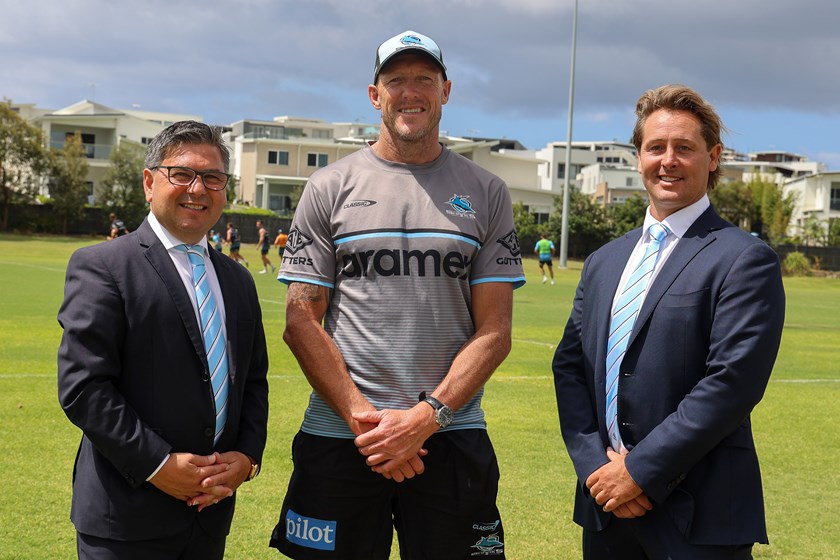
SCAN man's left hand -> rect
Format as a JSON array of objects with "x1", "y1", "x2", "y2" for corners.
[
  {"x1": 188, "y1": 451, "x2": 253, "y2": 512},
  {"x1": 352, "y1": 406, "x2": 437, "y2": 477}
]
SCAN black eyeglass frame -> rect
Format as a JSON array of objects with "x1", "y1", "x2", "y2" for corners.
[{"x1": 151, "y1": 165, "x2": 231, "y2": 191}]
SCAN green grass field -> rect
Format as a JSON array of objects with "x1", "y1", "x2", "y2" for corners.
[{"x1": 0, "y1": 233, "x2": 838, "y2": 559}]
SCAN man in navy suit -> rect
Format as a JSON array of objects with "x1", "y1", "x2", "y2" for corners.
[
  {"x1": 58, "y1": 121, "x2": 269, "y2": 559},
  {"x1": 553, "y1": 85, "x2": 785, "y2": 559}
]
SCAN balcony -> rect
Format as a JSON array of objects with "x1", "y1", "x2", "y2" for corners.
[{"x1": 50, "y1": 141, "x2": 113, "y2": 160}]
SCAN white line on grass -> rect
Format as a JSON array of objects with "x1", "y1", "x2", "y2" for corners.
[{"x1": 0, "y1": 261, "x2": 67, "y2": 273}]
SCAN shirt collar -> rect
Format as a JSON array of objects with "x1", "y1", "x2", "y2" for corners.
[
  {"x1": 147, "y1": 211, "x2": 210, "y2": 252},
  {"x1": 643, "y1": 195, "x2": 710, "y2": 240}
]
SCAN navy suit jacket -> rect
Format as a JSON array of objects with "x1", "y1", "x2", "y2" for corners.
[
  {"x1": 553, "y1": 206, "x2": 785, "y2": 546},
  {"x1": 58, "y1": 218, "x2": 269, "y2": 541}
]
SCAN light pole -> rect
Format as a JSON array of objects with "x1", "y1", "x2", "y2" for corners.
[{"x1": 559, "y1": 0, "x2": 578, "y2": 268}]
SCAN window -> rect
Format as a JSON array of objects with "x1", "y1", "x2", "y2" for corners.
[
  {"x1": 558, "y1": 163, "x2": 581, "y2": 179},
  {"x1": 307, "y1": 153, "x2": 328, "y2": 168},
  {"x1": 625, "y1": 177, "x2": 635, "y2": 187},
  {"x1": 830, "y1": 184, "x2": 840, "y2": 211},
  {"x1": 141, "y1": 137, "x2": 153, "y2": 145},
  {"x1": 268, "y1": 150, "x2": 290, "y2": 165}
]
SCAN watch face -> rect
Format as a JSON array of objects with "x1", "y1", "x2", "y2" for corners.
[{"x1": 437, "y1": 406, "x2": 453, "y2": 428}]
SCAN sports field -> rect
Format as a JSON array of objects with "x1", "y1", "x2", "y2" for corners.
[{"x1": 0, "y1": 233, "x2": 838, "y2": 559}]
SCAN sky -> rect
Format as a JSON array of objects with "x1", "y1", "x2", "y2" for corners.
[{"x1": 3, "y1": 0, "x2": 840, "y2": 169}]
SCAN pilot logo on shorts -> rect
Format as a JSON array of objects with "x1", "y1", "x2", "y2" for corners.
[
  {"x1": 285, "y1": 227, "x2": 314, "y2": 255},
  {"x1": 285, "y1": 509, "x2": 336, "y2": 551}
]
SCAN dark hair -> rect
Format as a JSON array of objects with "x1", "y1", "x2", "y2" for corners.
[
  {"x1": 144, "y1": 120, "x2": 230, "y2": 171},
  {"x1": 630, "y1": 84, "x2": 726, "y2": 191}
]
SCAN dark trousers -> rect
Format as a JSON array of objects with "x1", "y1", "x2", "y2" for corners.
[
  {"x1": 77, "y1": 521, "x2": 226, "y2": 560},
  {"x1": 582, "y1": 508, "x2": 753, "y2": 560}
]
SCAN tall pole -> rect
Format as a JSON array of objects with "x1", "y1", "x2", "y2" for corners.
[{"x1": 559, "y1": 0, "x2": 578, "y2": 268}]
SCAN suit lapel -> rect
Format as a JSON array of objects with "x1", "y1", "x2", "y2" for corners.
[
  {"x1": 629, "y1": 206, "x2": 724, "y2": 346},
  {"x1": 137, "y1": 220, "x2": 207, "y2": 364},
  {"x1": 209, "y1": 249, "x2": 239, "y2": 382},
  {"x1": 595, "y1": 230, "x2": 640, "y2": 384}
]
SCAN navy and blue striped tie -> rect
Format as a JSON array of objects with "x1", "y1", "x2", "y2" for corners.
[
  {"x1": 605, "y1": 223, "x2": 669, "y2": 451},
  {"x1": 179, "y1": 244, "x2": 229, "y2": 445}
]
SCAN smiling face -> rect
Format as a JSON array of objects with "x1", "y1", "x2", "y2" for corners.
[
  {"x1": 143, "y1": 143, "x2": 227, "y2": 244},
  {"x1": 637, "y1": 109, "x2": 722, "y2": 221},
  {"x1": 368, "y1": 53, "x2": 451, "y2": 162}
]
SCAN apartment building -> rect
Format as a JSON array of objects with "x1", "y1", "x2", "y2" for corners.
[{"x1": 21, "y1": 100, "x2": 200, "y2": 202}]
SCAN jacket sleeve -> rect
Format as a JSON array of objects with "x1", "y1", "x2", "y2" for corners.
[
  {"x1": 553, "y1": 254, "x2": 610, "y2": 484},
  {"x1": 57, "y1": 247, "x2": 171, "y2": 487}
]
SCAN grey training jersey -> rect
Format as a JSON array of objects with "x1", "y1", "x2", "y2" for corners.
[{"x1": 279, "y1": 144, "x2": 525, "y2": 438}]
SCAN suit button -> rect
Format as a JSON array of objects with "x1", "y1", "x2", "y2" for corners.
[
  {"x1": 201, "y1": 371, "x2": 210, "y2": 382},
  {"x1": 204, "y1": 427, "x2": 214, "y2": 437}
]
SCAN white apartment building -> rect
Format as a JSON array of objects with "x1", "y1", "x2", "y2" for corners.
[
  {"x1": 21, "y1": 100, "x2": 200, "y2": 202},
  {"x1": 783, "y1": 171, "x2": 840, "y2": 237},
  {"x1": 15, "y1": 100, "x2": 834, "y2": 238}
]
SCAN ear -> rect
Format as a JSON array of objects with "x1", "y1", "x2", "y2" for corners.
[
  {"x1": 368, "y1": 84, "x2": 381, "y2": 110},
  {"x1": 441, "y1": 79, "x2": 452, "y2": 106},
  {"x1": 708, "y1": 143, "x2": 722, "y2": 172},
  {"x1": 143, "y1": 168, "x2": 155, "y2": 202}
]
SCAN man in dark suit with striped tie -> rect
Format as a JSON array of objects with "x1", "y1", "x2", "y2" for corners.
[
  {"x1": 553, "y1": 85, "x2": 785, "y2": 559},
  {"x1": 58, "y1": 121, "x2": 269, "y2": 559}
]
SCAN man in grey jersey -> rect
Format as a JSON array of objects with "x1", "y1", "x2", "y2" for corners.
[{"x1": 269, "y1": 30, "x2": 525, "y2": 559}]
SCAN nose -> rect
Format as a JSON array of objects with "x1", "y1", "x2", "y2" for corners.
[
  {"x1": 187, "y1": 174, "x2": 209, "y2": 193},
  {"x1": 661, "y1": 146, "x2": 678, "y2": 168}
]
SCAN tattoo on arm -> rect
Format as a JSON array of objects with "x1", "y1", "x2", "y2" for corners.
[{"x1": 288, "y1": 282, "x2": 326, "y2": 304}]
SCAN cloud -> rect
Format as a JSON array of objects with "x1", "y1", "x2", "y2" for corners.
[{"x1": 2, "y1": 0, "x2": 839, "y2": 161}]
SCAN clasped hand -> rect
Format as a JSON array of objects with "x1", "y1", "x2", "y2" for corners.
[
  {"x1": 149, "y1": 451, "x2": 251, "y2": 511},
  {"x1": 352, "y1": 406, "x2": 436, "y2": 483},
  {"x1": 585, "y1": 448, "x2": 653, "y2": 519}
]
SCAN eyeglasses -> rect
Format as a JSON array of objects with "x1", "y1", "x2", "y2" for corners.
[{"x1": 152, "y1": 165, "x2": 231, "y2": 191}]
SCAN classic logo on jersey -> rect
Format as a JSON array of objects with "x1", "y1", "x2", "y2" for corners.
[
  {"x1": 446, "y1": 194, "x2": 477, "y2": 217},
  {"x1": 496, "y1": 229, "x2": 521, "y2": 257},
  {"x1": 341, "y1": 248, "x2": 472, "y2": 280},
  {"x1": 285, "y1": 226, "x2": 314, "y2": 255},
  {"x1": 343, "y1": 199, "x2": 377, "y2": 209},
  {"x1": 285, "y1": 510, "x2": 336, "y2": 551}
]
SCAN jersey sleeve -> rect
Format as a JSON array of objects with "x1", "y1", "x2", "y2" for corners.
[
  {"x1": 277, "y1": 179, "x2": 337, "y2": 288},
  {"x1": 470, "y1": 178, "x2": 526, "y2": 288}
]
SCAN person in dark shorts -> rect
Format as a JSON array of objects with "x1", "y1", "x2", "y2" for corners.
[
  {"x1": 534, "y1": 232, "x2": 555, "y2": 285},
  {"x1": 270, "y1": 30, "x2": 525, "y2": 559},
  {"x1": 226, "y1": 221, "x2": 248, "y2": 267},
  {"x1": 274, "y1": 228, "x2": 287, "y2": 260},
  {"x1": 107, "y1": 213, "x2": 129, "y2": 240},
  {"x1": 256, "y1": 219, "x2": 275, "y2": 274}
]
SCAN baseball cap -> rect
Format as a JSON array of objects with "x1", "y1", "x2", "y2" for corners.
[{"x1": 374, "y1": 30, "x2": 447, "y2": 83}]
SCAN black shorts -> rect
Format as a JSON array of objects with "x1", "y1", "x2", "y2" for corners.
[
  {"x1": 270, "y1": 430, "x2": 505, "y2": 560},
  {"x1": 539, "y1": 257, "x2": 553, "y2": 267}
]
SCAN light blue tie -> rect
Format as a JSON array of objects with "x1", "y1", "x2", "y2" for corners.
[
  {"x1": 179, "y1": 244, "x2": 229, "y2": 445},
  {"x1": 605, "y1": 223, "x2": 669, "y2": 451}
]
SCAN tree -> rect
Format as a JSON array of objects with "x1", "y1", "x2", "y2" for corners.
[
  {"x1": 751, "y1": 174, "x2": 797, "y2": 245},
  {"x1": 50, "y1": 133, "x2": 90, "y2": 234},
  {"x1": 800, "y1": 215, "x2": 828, "y2": 247},
  {"x1": 829, "y1": 218, "x2": 840, "y2": 247},
  {"x1": 546, "y1": 187, "x2": 612, "y2": 257},
  {"x1": 607, "y1": 194, "x2": 648, "y2": 237},
  {"x1": 709, "y1": 180, "x2": 753, "y2": 231},
  {"x1": 512, "y1": 202, "x2": 539, "y2": 240},
  {"x1": 0, "y1": 101, "x2": 49, "y2": 231},
  {"x1": 100, "y1": 142, "x2": 147, "y2": 229}
]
